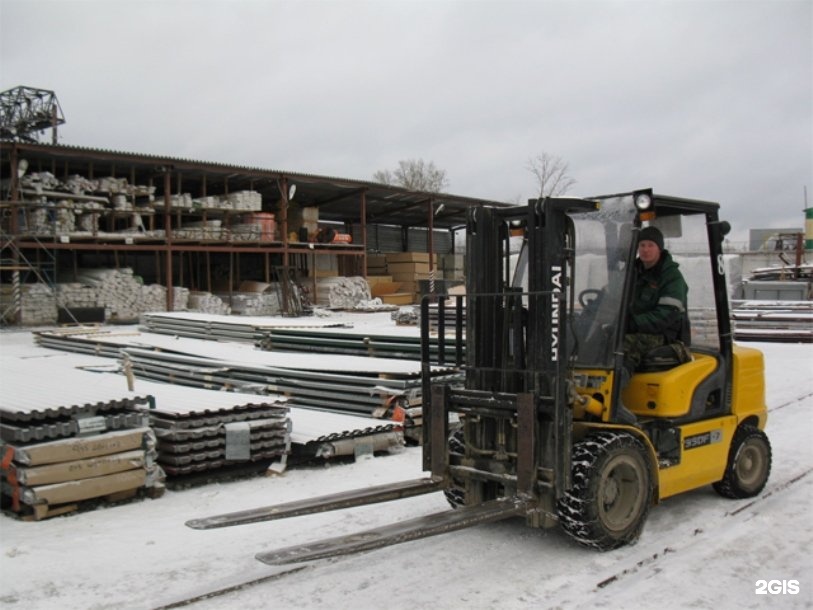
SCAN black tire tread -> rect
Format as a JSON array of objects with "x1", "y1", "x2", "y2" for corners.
[
  {"x1": 713, "y1": 425, "x2": 772, "y2": 499},
  {"x1": 558, "y1": 431, "x2": 652, "y2": 550}
]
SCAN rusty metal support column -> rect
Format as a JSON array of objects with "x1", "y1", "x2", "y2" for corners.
[
  {"x1": 163, "y1": 171, "x2": 174, "y2": 311},
  {"x1": 279, "y1": 176, "x2": 291, "y2": 314},
  {"x1": 361, "y1": 190, "x2": 367, "y2": 278}
]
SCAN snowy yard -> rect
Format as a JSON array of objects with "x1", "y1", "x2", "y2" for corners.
[{"x1": 0, "y1": 338, "x2": 811, "y2": 610}]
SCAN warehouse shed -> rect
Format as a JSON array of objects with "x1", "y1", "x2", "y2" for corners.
[{"x1": 1, "y1": 142, "x2": 514, "y2": 322}]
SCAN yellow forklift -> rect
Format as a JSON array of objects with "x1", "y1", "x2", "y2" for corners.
[{"x1": 188, "y1": 190, "x2": 771, "y2": 562}]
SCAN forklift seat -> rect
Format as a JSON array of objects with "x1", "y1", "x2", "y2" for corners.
[
  {"x1": 636, "y1": 341, "x2": 693, "y2": 373},
  {"x1": 623, "y1": 353, "x2": 717, "y2": 418}
]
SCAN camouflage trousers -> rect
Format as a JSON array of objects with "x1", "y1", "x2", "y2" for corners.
[{"x1": 622, "y1": 333, "x2": 666, "y2": 372}]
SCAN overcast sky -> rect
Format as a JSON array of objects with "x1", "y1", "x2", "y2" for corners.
[{"x1": 1, "y1": 0, "x2": 810, "y2": 243}]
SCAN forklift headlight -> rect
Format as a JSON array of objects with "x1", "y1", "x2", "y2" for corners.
[{"x1": 634, "y1": 192, "x2": 653, "y2": 211}]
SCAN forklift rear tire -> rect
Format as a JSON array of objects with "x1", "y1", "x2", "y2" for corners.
[
  {"x1": 558, "y1": 431, "x2": 652, "y2": 550},
  {"x1": 713, "y1": 425, "x2": 771, "y2": 499}
]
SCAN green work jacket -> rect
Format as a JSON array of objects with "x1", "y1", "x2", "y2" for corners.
[{"x1": 628, "y1": 250, "x2": 689, "y2": 343}]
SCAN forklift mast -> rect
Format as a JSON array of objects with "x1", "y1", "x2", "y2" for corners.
[{"x1": 420, "y1": 197, "x2": 599, "y2": 500}]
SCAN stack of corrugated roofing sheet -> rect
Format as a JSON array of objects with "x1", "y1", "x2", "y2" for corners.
[
  {"x1": 140, "y1": 311, "x2": 350, "y2": 343},
  {"x1": 33, "y1": 327, "x2": 462, "y2": 424},
  {"x1": 140, "y1": 311, "x2": 465, "y2": 362},
  {"x1": 25, "y1": 327, "x2": 412, "y2": 451},
  {"x1": 148, "y1": 401, "x2": 290, "y2": 477},
  {"x1": 731, "y1": 300, "x2": 813, "y2": 342}
]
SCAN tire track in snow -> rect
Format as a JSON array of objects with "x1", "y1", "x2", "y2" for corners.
[
  {"x1": 591, "y1": 388, "x2": 813, "y2": 592},
  {"x1": 151, "y1": 566, "x2": 312, "y2": 609},
  {"x1": 592, "y1": 465, "x2": 813, "y2": 592},
  {"x1": 155, "y1": 390, "x2": 813, "y2": 608},
  {"x1": 769, "y1": 391, "x2": 813, "y2": 412}
]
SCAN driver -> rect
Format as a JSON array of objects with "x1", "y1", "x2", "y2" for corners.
[{"x1": 623, "y1": 225, "x2": 690, "y2": 376}]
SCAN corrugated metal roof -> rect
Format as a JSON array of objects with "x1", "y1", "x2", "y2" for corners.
[{"x1": 4, "y1": 142, "x2": 516, "y2": 229}]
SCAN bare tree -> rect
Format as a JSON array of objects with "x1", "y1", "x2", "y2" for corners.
[
  {"x1": 373, "y1": 159, "x2": 449, "y2": 192},
  {"x1": 527, "y1": 153, "x2": 576, "y2": 198}
]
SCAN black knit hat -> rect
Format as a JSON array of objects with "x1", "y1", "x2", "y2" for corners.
[{"x1": 639, "y1": 226, "x2": 664, "y2": 250}]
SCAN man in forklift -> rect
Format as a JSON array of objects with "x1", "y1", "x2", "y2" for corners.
[{"x1": 618, "y1": 226, "x2": 691, "y2": 421}]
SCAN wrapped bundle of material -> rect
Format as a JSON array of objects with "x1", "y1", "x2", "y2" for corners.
[
  {"x1": 139, "y1": 284, "x2": 169, "y2": 313},
  {"x1": 20, "y1": 171, "x2": 61, "y2": 191},
  {"x1": 26, "y1": 206, "x2": 75, "y2": 235},
  {"x1": 227, "y1": 190, "x2": 262, "y2": 211},
  {"x1": 220, "y1": 292, "x2": 281, "y2": 316},
  {"x1": 0, "y1": 427, "x2": 164, "y2": 520},
  {"x1": 316, "y1": 276, "x2": 371, "y2": 308},
  {"x1": 71, "y1": 268, "x2": 143, "y2": 322},
  {"x1": 20, "y1": 283, "x2": 57, "y2": 326},
  {"x1": 63, "y1": 174, "x2": 98, "y2": 194},
  {"x1": 96, "y1": 176, "x2": 128, "y2": 193},
  {"x1": 76, "y1": 210, "x2": 101, "y2": 233},
  {"x1": 187, "y1": 291, "x2": 231, "y2": 315},
  {"x1": 228, "y1": 223, "x2": 262, "y2": 241},
  {"x1": 136, "y1": 285, "x2": 191, "y2": 313},
  {"x1": 56, "y1": 283, "x2": 99, "y2": 309}
]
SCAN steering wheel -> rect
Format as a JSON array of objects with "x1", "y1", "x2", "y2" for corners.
[
  {"x1": 578, "y1": 288, "x2": 604, "y2": 309},
  {"x1": 575, "y1": 288, "x2": 615, "y2": 358}
]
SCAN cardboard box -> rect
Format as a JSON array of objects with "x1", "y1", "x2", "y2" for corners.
[
  {"x1": 7, "y1": 428, "x2": 149, "y2": 466},
  {"x1": 12, "y1": 450, "x2": 146, "y2": 486}
]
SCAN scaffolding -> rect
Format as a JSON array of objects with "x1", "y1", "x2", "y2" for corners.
[{"x1": 0, "y1": 86, "x2": 65, "y2": 144}]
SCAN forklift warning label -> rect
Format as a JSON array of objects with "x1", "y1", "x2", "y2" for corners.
[{"x1": 683, "y1": 429, "x2": 723, "y2": 450}]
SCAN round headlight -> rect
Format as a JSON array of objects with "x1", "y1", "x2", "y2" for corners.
[{"x1": 635, "y1": 193, "x2": 652, "y2": 210}]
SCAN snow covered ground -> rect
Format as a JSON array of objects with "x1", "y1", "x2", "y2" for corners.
[{"x1": 1, "y1": 332, "x2": 811, "y2": 610}]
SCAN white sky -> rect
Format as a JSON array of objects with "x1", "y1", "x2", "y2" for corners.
[{"x1": 1, "y1": 0, "x2": 811, "y2": 243}]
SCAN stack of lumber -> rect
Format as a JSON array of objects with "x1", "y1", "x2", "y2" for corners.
[
  {"x1": 382, "y1": 252, "x2": 439, "y2": 305},
  {"x1": 366, "y1": 254, "x2": 388, "y2": 276}
]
